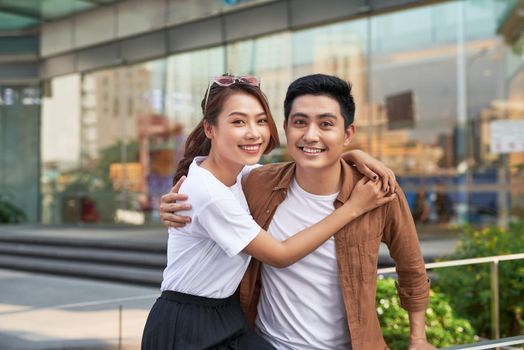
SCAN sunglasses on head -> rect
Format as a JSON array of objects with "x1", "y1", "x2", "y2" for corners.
[{"x1": 203, "y1": 75, "x2": 260, "y2": 114}]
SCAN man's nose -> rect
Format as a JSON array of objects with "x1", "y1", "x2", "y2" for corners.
[{"x1": 303, "y1": 124, "x2": 320, "y2": 142}]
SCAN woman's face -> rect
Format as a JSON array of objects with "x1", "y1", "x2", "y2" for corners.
[{"x1": 205, "y1": 92, "x2": 270, "y2": 170}]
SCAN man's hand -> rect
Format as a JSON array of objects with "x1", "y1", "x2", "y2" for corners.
[
  {"x1": 159, "y1": 176, "x2": 192, "y2": 228},
  {"x1": 408, "y1": 338, "x2": 437, "y2": 350},
  {"x1": 342, "y1": 149, "x2": 396, "y2": 194}
]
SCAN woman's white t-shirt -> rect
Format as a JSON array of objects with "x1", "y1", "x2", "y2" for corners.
[{"x1": 160, "y1": 157, "x2": 262, "y2": 298}]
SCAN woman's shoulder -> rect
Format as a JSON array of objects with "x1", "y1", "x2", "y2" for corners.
[{"x1": 182, "y1": 170, "x2": 232, "y2": 205}]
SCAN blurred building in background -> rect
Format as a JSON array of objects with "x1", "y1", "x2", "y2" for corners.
[{"x1": 0, "y1": 0, "x2": 523, "y2": 227}]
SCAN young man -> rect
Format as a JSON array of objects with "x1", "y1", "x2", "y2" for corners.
[{"x1": 160, "y1": 74, "x2": 435, "y2": 350}]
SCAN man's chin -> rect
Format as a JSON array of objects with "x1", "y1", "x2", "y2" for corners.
[
  {"x1": 293, "y1": 156, "x2": 342, "y2": 171},
  {"x1": 294, "y1": 160, "x2": 325, "y2": 170}
]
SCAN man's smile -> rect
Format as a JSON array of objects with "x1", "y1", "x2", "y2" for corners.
[{"x1": 298, "y1": 146, "x2": 326, "y2": 155}]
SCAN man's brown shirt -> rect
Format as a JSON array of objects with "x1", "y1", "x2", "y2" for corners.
[{"x1": 240, "y1": 160, "x2": 430, "y2": 350}]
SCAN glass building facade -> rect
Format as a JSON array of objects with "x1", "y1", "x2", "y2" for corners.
[
  {"x1": 35, "y1": 0, "x2": 523, "y2": 227},
  {"x1": 0, "y1": 85, "x2": 40, "y2": 223}
]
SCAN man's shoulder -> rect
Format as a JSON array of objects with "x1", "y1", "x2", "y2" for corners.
[
  {"x1": 244, "y1": 161, "x2": 294, "y2": 183},
  {"x1": 242, "y1": 161, "x2": 295, "y2": 200},
  {"x1": 343, "y1": 163, "x2": 405, "y2": 216},
  {"x1": 254, "y1": 161, "x2": 295, "y2": 174}
]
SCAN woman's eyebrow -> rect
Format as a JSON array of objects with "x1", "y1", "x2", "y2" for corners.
[{"x1": 227, "y1": 111, "x2": 266, "y2": 117}]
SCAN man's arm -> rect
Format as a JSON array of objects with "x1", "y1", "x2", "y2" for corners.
[
  {"x1": 159, "y1": 176, "x2": 192, "y2": 228},
  {"x1": 382, "y1": 184, "x2": 435, "y2": 349},
  {"x1": 342, "y1": 149, "x2": 396, "y2": 194},
  {"x1": 408, "y1": 310, "x2": 435, "y2": 350}
]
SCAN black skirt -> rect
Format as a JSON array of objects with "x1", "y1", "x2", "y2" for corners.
[{"x1": 141, "y1": 290, "x2": 275, "y2": 350}]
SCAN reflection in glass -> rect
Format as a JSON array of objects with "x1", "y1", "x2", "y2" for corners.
[
  {"x1": 41, "y1": 74, "x2": 82, "y2": 224},
  {"x1": 38, "y1": 0, "x2": 523, "y2": 228}
]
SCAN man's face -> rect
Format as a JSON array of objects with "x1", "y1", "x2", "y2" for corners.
[{"x1": 284, "y1": 94, "x2": 355, "y2": 171}]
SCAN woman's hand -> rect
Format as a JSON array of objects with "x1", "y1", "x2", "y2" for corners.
[
  {"x1": 159, "y1": 176, "x2": 192, "y2": 228},
  {"x1": 347, "y1": 176, "x2": 397, "y2": 216},
  {"x1": 343, "y1": 150, "x2": 396, "y2": 194}
]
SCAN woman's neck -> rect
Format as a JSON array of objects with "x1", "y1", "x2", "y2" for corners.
[{"x1": 200, "y1": 152, "x2": 243, "y2": 187}]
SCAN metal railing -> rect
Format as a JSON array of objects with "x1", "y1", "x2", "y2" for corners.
[
  {"x1": 378, "y1": 253, "x2": 524, "y2": 341},
  {"x1": 441, "y1": 335, "x2": 524, "y2": 349}
]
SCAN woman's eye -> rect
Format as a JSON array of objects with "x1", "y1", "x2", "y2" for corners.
[
  {"x1": 232, "y1": 120, "x2": 245, "y2": 125},
  {"x1": 258, "y1": 118, "x2": 268, "y2": 124}
]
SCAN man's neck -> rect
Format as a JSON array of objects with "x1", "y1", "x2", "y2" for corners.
[{"x1": 294, "y1": 161, "x2": 342, "y2": 195}]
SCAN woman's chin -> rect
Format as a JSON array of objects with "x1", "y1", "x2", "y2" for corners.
[{"x1": 241, "y1": 156, "x2": 261, "y2": 165}]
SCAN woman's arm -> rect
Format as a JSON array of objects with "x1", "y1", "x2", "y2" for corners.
[
  {"x1": 342, "y1": 149, "x2": 396, "y2": 194},
  {"x1": 243, "y1": 177, "x2": 396, "y2": 268}
]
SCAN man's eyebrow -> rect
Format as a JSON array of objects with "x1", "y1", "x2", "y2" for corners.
[
  {"x1": 290, "y1": 112, "x2": 309, "y2": 119},
  {"x1": 318, "y1": 113, "x2": 338, "y2": 119},
  {"x1": 290, "y1": 112, "x2": 337, "y2": 119}
]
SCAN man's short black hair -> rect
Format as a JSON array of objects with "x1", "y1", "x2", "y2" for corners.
[{"x1": 284, "y1": 74, "x2": 355, "y2": 128}]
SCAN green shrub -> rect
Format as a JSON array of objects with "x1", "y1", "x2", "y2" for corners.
[
  {"x1": 435, "y1": 222, "x2": 524, "y2": 338},
  {"x1": 377, "y1": 277, "x2": 477, "y2": 349},
  {"x1": 0, "y1": 200, "x2": 26, "y2": 223}
]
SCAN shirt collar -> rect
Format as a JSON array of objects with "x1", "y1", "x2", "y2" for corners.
[
  {"x1": 272, "y1": 162, "x2": 296, "y2": 191},
  {"x1": 336, "y1": 159, "x2": 356, "y2": 204},
  {"x1": 272, "y1": 159, "x2": 356, "y2": 202}
]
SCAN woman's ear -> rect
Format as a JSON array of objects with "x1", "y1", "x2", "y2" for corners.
[{"x1": 203, "y1": 120, "x2": 214, "y2": 139}]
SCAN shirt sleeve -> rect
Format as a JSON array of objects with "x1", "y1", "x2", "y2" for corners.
[
  {"x1": 195, "y1": 197, "x2": 261, "y2": 257},
  {"x1": 383, "y1": 184, "x2": 430, "y2": 312}
]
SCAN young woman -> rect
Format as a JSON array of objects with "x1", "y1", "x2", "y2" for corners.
[{"x1": 141, "y1": 75, "x2": 396, "y2": 350}]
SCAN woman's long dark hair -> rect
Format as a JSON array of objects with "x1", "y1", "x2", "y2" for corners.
[{"x1": 173, "y1": 77, "x2": 280, "y2": 184}]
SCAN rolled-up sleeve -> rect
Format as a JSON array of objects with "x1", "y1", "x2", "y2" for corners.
[
  {"x1": 395, "y1": 279, "x2": 430, "y2": 311},
  {"x1": 383, "y1": 185, "x2": 430, "y2": 312}
]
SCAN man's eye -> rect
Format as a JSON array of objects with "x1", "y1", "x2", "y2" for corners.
[
  {"x1": 320, "y1": 122, "x2": 334, "y2": 127},
  {"x1": 294, "y1": 119, "x2": 306, "y2": 125}
]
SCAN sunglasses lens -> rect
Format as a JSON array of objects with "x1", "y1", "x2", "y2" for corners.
[
  {"x1": 239, "y1": 76, "x2": 259, "y2": 86},
  {"x1": 214, "y1": 76, "x2": 236, "y2": 86}
]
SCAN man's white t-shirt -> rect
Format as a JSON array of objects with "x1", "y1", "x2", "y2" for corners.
[
  {"x1": 161, "y1": 157, "x2": 261, "y2": 298},
  {"x1": 256, "y1": 178, "x2": 351, "y2": 350}
]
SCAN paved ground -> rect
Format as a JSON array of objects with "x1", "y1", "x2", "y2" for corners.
[
  {"x1": 0, "y1": 268, "x2": 158, "y2": 350},
  {"x1": 0, "y1": 224, "x2": 461, "y2": 349}
]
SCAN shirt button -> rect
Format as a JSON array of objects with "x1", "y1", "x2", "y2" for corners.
[
  {"x1": 283, "y1": 190, "x2": 287, "y2": 194},
  {"x1": 266, "y1": 209, "x2": 270, "y2": 213}
]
